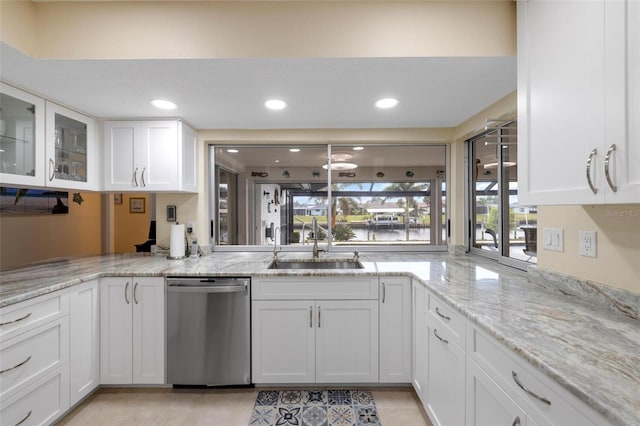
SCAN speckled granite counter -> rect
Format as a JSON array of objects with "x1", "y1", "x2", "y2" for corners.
[{"x1": 1, "y1": 252, "x2": 638, "y2": 425}]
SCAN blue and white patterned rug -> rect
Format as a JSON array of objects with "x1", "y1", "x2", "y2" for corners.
[{"x1": 249, "y1": 389, "x2": 381, "y2": 426}]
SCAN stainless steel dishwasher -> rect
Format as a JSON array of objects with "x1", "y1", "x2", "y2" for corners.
[{"x1": 166, "y1": 276, "x2": 251, "y2": 386}]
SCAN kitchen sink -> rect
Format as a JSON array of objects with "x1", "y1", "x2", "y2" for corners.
[{"x1": 267, "y1": 259, "x2": 364, "y2": 270}]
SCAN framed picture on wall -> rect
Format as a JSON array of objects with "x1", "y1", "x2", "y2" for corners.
[
  {"x1": 129, "y1": 197, "x2": 145, "y2": 213},
  {"x1": 114, "y1": 193, "x2": 123, "y2": 205}
]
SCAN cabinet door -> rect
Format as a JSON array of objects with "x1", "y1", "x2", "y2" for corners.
[
  {"x1": 104, "y1": 122, "x2": 136, "y2": 190},
  {"x1": 138, "y1": 121, "x2": 178, "y2": 190},
  {"x1": 252, "y1": 300, "x2": 315, "y2": 383},
  {"x1": 180, "y1": 122, "x2": 198, "y2": 192},
  {"x1": 100, "y1": 277, "x2": 133, "y2": 384},
  {"x1": 69, "y1": 280, "x2": 99, "y2": 405},
  {"x1": 379, "y1": 276, "x2": 411, "y2": 383},
  {"x1": 0, "y1": 83, "x2": 45, "y2": 187},
  {"x1": 426, "y1": 324, "x2": 465, "y2": 426},
  {"x1": 132, "y1": 277, "x2": 165, "y2": 384},
  {"x1": 45, "y1": 101, "x2": 96, "y2": 191},
  {"x1": 412, "y1": 282, "x2": 428, "y2": 405},
  {"x1": 466, "y1": 358, "x2": 530, "y2": 426},
  {"x1": 517, "y1": 0, "x2": 606, "y2": 205},
  {"x1": 605, "y1": 0, "x2": 640, "y2": 203},
  {"x1": 316, "y1": 300, "x2": 378, "y2": 383}
]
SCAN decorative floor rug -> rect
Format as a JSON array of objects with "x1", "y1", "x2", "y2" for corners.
[{"x1": 249, "y1": 389, "x2": 381, "y2": 426}]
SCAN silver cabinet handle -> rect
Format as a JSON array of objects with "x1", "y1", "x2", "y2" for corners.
[
  {"x1": 124, "y1": 282, "x2": 130, "y2": 304},
  {"x1": 14, "y1": 410, "x2": 32, "y2": 426},
  {"x1": 0, "y1": 355, "x2": 32, "y2": 374},
  {"x1": 512, "y1": 416, "x2": 521, "y2": 426},
  {"x1": 309, "y1": 306, "x2": 313, "y2": 328},
  {"x1": 49, "y1": 158, "x2": 56, "y2": 181},
  {"x1": 0, "y1": 312, "x2": 31, "y2": 327},
  {"x1": 382, "y1": 281, "x2": 386, "y2": 303},
  {"x1": 141, "y1": 167, "x2": 146, "y2": 187},
  {"x1": 133, "y1": 282, "x2": 139, "y2": 304},
  {"x1": 512, "y1": 371, "x2": 551, "y2": 405},
  {"x1": 318, "y1": 306, "x2": 321, "y2": 328},
  {"x1": 435, "y1": 307, "x2": 450, "y2": 321},
  {"x1": 133, "y1": 168, "x2": 139, "y2": 187},
  {"x1": 433, "y1": 328, "x2": 449, "y2": 344},
  {"x1": 604, "y1": 144, "x2": 617, "y2": 192},
  {"x1": 586, "y1": 148, "x2": 598, "y2": 194}
]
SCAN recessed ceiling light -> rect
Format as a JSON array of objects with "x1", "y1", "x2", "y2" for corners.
[
  {"x1": 150, "y1": 99, "x2": 177, "y2": 110},
  {"x1": 375, "y1": 98, "x2": 399, "y2": 109},
  {"x1": 265, "y1": 99, "x2": 287, "y2": 110},
  {"x1": 323, "y1": 162, "x2": 358, "y2": 171},
  {"x1": 226, "y1": 149, "x2": 239, "y2": 153},
  {"x1": 275, "y1": 160, "x2": 280, "y2": 163},
  {"x1": 353, "y1": 147, "x2": 364, "y2": 151},
  {"x1": 289, "y1": 148, "x2": 301, "y2": 152}
]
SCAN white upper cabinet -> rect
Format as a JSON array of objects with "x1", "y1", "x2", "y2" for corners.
[
  {"x1": 0, "y1": 84, "x2": 98, "y2": 191},
  {"x1": 0, "y1": 83, "x2": 46, "y2": 187},
  {"x1": 518, "y1": 0, "x2": 640, "y2": 205},
  {"x1": 45, "y1": 101, "x2": 97, "y2": 191},
  {"x1": 104, "y1": 120, "x2": 197, "y2": 192}
]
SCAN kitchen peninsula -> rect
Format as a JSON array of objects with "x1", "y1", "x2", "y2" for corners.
[{"x1": 0, "y1": 252, "x2": 637, "y2": 426}]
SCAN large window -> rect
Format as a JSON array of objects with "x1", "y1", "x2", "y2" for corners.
[
  {"x1": 467, "y1": 121, "x2": 537, "y2": 266},
  {"x1": 210, "y1": 144, "x2": 447, "y2": 251}
]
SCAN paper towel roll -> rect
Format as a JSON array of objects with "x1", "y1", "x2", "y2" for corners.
[{"x1": 169, "y1": 224, "x2": 185, "y2": 258}]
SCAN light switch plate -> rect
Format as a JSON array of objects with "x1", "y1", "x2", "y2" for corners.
[
  {"x1": 579, "y1": 230, "x2": 597, "y2": 257},
  {"x1": 542, "y1": 228, "x2": 564, "y2": 252}
]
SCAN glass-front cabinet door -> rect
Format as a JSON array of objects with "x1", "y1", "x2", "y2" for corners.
[
  {"x1": 45, "y1": 101, "x2": 96, "y2": 190},
  {"x1": 0, "y1": 82, "x2": 46, "y2": 187}
]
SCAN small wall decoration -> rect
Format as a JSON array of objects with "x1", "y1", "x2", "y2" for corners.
[
  {"x1": 405, "y1": 170, "x2": 414, "y2": 178},
  {"x1": 0, "y1": 187, "x2": 69, "y2": 215},
  {"x1": 114, "y1": 193, "x2": 123, "y2": 204},
  {"x1": 251, "y1": 171, "x2": 268, "y2": 177},
  {"x1": 339, "y1": 172, "x2": 356, "y2": 178},
  {"x1": 376, "y1": 172, "x2": 385, "y2": 178},
  {"x1": 312, "y1": 171, "x2": 321, "y2": 178},
  {"x1": 73, "y1": 193, "x2": 84, "y2": 205},
  {"x1": 283, "y1": 170, "x2": 290, "y2": 178},
  {"x1": 130, "y1": 197, "x2": 145, "y2": 213}
]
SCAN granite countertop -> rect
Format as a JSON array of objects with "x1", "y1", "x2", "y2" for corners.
[{"x1": 1, "y1": 252, "x2": 638, "y2": 425}]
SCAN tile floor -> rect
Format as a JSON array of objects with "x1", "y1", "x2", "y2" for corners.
[{"x1": 57, "y1": 387, "x2": 432, "y2": 426}]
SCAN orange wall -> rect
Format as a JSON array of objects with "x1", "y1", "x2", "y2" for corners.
[
  {"x1": 113, "y1": 194, "x2": 150, "y2": 253},
  {"x1": 0, "y1": 192, "x2": 103, "y2": 268}
]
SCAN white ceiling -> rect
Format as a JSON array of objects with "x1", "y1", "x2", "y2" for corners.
[{"x1": 0, "y1": 43, "x2": 516, "y2": 130}]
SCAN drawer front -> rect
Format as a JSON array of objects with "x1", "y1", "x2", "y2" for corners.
[
  {"x1": 467, "y1": 325, "x2": 602, "y2": 426},
  {"x1": 428, "y1": 292, "x2": 465, "y2": 348},
  {"x1": 0, "y1": 364, "x2": 69, "y2": 426},
  {"x1": 252, "y1": 277, "x2": 378, "y2": 300},
  {"x1": 0, "y1": 318, "x2": 69, "y2": 399},
  {"x1": 0, "y1": 292, "x2": 69, "y2": 342}
]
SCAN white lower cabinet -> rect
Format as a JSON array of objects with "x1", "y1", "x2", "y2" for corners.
[
  {"x1": 252, "y1": 299, "x2": 378, "y2": 384},
  {"x1": 379, "y1": 276, "x2": 411, "y2": 383},
  {"x1": 425, "y1": 320, "x2": 466, "y2": 426},
  {"x1": 100, "y1": 277, "x2": 165, "y2": 385},
  {"x1": 466, "y1": 358, "x2": 533, "y2": 426},
  {"x1": 411, "y1": 281, "x2": 428, "y2": 405},
  {"x1": 0, "y1": 291, "x2": 70, "y2": 425},
  {"x1": 69, "y1": 280, "x2": 99, "y2": 406},
  {"x1": 251, "y1": 276, "x2": 379, "y2": 384},
  {"x1": 252, "y1": 300, "x2": 315, "y2": 383},
  {"x1": 0, "y1": 364, "x2": 70, "y2": 426},
  {"x1": 315, "y1": 300, "x2": 378, "y2": 383}
]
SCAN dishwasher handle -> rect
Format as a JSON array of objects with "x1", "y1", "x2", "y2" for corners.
[{"x1": 167, "y1": 283, "x2": 247, "y2": 294}]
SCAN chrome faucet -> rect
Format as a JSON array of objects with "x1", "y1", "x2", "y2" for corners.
[
  {"x1": 311, "y1": 217, "x2": 324, "y2": 259},
  {"x1": 272, "y1": 227, "x2": 280, "y2": 260}
]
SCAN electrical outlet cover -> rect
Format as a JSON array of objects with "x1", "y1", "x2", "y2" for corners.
[{"x1": 579, "y1": 230, "x2": 597, "y2": 257}]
